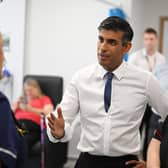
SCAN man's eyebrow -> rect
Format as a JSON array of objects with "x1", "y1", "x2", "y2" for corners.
[
  {"x1": 107, "y1": 39, "x2": 117, "y2": 42},
  {"x1": 98, "y1": 36, "x2": 121, "y2": 44},
  {"x1": 98, "y1": 35, "x2": 117, "y2": 41}
]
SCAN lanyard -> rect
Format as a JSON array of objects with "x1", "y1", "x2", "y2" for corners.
[{"x1": 145, "y1": 55, "x2": 156, "y2": 72}]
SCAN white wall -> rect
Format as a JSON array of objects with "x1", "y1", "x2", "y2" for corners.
[
  {"x1": 24, "y1": 0, "x2": 133, "y2": 85},
  {"x1": 130, "y1": 0, "x2": 168, "y2": 54},
  {"x1": 130, "y1": 0, "x2": 145, "y2": 53},
  {"x1": 143, "y1": 0, "x2": 168, "y2": 54},
  {"x1": 144, "y1": 0, "x2": 168, "y2": 35},
  {"x1": 0, "y1": 0, "x2": 26, "y2": 101},
  {"x1": 25, "y1": 0, "x2": 109, "y2": 85}
]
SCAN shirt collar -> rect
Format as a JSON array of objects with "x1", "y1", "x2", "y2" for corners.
[
  {"x1": 142, "y1": 48, "x2": 157, "y2": 58},
  {"x1": 96, "y1": 61, "x2": 127, "y2": 81}
]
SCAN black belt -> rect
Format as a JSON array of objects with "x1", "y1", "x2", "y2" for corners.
[
  {"x1": 84, "y1": 152, "x2": 138, "y2": 161},
  {"x1": 75, "y1": 152, "x2": 139, "y2": 168}
]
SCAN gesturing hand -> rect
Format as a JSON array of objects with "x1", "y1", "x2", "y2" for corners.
[
  {"x1": 125, "y1": 160, "x2": 146, "y2": 168},
  {"x1": 47, "y1": 107, "x2": 65, "y2": 139}
]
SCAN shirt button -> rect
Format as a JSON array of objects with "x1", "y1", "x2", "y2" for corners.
[{"x1": 108, "y1": 115, "x2": 112, "y2": 119}]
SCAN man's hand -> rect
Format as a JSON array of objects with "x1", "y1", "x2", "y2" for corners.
[
  {"x1": 47, "y1": 107, "x2": 65, "y2": 139},
  {"x1": 125, "y1": 160, "x2": 146, "y2": 168}
]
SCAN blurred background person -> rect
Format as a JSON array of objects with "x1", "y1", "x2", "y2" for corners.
[
  {"x1": 128, "y1": 27, "x2": 165, "y2": 160},
  {"x1": 129, "y1": 28, "x2": 165, "y2": 73},
  {"x1": 13, "y1": 78, "x2": 54, "y2": 156}
]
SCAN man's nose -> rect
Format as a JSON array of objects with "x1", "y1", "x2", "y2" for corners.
[{"x1": 99, "y1": 42, "x2": 108, "y2": 51}]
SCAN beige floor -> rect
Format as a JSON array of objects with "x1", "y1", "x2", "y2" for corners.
[{"x1": 64, "y1": 158, "x2": 77, "y2": 168}]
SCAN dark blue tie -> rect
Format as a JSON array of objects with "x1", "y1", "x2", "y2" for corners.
[{"x1": 104, "y1": 72, "x2": 113, "y2": 112}]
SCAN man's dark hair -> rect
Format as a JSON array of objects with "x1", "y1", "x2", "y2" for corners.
[
  {"x1": 144, "y1": 27, "x2": 157, "y2": 36},
  {"x1": 98, "y1": 16, "x2": 134, "y2": 44}
]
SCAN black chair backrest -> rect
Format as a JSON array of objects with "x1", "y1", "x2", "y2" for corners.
[{"x1": 23, "y1": 75, "x2": 63, "y2": 108}]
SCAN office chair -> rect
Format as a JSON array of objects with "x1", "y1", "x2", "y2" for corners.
[
  {"x1": 23, "y1": 75, "x2": 68, "y2": 168},
  {"x1": 24, "y1": 75, "x2": 63, "y2": 108}
]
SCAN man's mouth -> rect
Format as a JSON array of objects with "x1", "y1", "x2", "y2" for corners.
[{"x1": 98, "y1": 53, "x2": 109, "y2": 60}]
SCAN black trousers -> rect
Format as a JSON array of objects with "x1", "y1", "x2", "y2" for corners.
[
  {"x1": 75, "y1": 152, "x2": 138, "y2": 168},
  {"x1": 18, "y1": 119, "x2": 40, "y2": 156}
]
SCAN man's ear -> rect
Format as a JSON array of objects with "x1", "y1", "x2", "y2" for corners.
[{"x1": 123, "y1": 42, "x2": 132, "y2": 53}]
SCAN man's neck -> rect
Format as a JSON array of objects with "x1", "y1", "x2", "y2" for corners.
[
  {"x1": 146, "y1": 49, "x2": 156, "y2": 56},
  {"x1": 103, "y1": 61, "x2": 123, "y2": 72}
]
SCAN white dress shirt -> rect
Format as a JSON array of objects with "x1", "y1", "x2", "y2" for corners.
[
  {"x1": 129, "y1": 48, "x2": 165, "y2": 73},
  {"x1": 155, "y1": 62, "x2": 168, "y2": 91},
  {"x1": 46, "y1": 61, "x2": 168, "y2": 156}
]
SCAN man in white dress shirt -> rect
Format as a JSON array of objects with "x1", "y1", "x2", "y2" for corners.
[
  {"x1": 129, "y1": 28, "x2": 165, "y2": 73},
  {"x1": 47, "y1": 17, "x2": 168, "y2": 168}
]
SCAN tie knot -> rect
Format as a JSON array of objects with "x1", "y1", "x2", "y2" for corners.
[{"x1": 106, "y1": 72, "x2": 113, "y2": 80}]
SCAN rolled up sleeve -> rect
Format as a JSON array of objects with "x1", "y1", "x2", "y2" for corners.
[
  {"x1": 46, "y1": 73, "x2": 80, "y2": 143},
  {"x1": 147, "y1": 74, "x2": 168, "y2": 119}
]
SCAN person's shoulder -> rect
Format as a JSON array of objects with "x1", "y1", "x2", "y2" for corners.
[
  {"x1": 155, "y1": 62, "x2": 168, "y2": 71},
  {"x1": 0, "y1": 91, "x2": 12, "y2": 118},
  {"x1": 77, "y1": 64, "x2": 97, "y2": 73},
  {"x1": 41, "y1": 95, "x2": 51, "y2": 100},
  {"x1": 0, "y1": 91, "x2": 4, "y2": 97},
  {"x1": 129, "y1": 49, "x2": 143, "y2": 58},
  {"x1": 0, "y1": 92, "x2": 8, "y2": 105},
  {"x1": 156, "y1": 52, "x2": 165, "y2": 62},
  {"x1": 127, "y1": 62, "x2": 150, "y2": 74},
  {"x1": 40, "y1": 95, "x2": 52, "y2": 102},
  {"x1": 128, "y1": 49, "x2": 144, "y2": 63},
  {"x1": 0, "y1": 91, "x2": 8, "y2": 101},
  {"x1": 126, "y1": 62, "x2": 152, "y2": 80},
  {"x1": 72, "y1": 64, "x2": 97, "y2": 80},
  {"x1": 156, "y1": 51, "x2": 165, "y2": 58}
]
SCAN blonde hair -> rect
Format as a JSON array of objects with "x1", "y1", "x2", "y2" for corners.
[{"x1": 23, "y1": 78, "x2": 43, "y2": 95}]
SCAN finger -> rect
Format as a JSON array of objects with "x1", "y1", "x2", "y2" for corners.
[
  {"x1": 126, "y1": 160, "x2": 138, "y2": 165},
  {"x1": 133, "y1": 164, "x2": 143, "y2": 168},
  {"x1": 57, "y1": 107, "x2": 63, "y2": 119},
  {"x1": 50, "y1": 112, "x2": 57, "y2": 120},
  {"x1": 135, "y1": 161, "x2": 146, "y2": 168},
  {"x1": 47, "y1": 115, "x2": 56, "y2": 126},
  {"x1": 48, "y1": 121, "x2": 56, "y2": 131}
]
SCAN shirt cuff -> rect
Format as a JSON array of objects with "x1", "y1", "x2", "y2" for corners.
[{"x1": 59, "y1": 122, "x2": 72, "y2": 142}]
